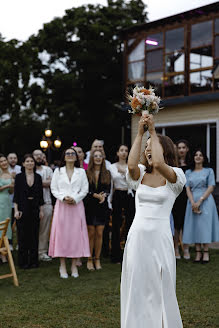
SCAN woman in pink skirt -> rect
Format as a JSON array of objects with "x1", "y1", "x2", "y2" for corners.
[{"x1": 49, "y1": 148, "x2": 90, "y2": 278}]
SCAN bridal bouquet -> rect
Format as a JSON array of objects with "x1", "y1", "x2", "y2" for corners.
[{"x1": 127, "y1": 85, "x2": 162, "y2": 117}]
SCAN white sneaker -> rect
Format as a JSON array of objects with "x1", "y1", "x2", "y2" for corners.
[
  {"x1": 39, "y1": 253, "x2": 52, "y2": 261},
  {"x1": 71, "y1": 266, "x2": 79, "y2": 278},
  {"x1": 59, "y1": 267, "x2": 68, "y2": 279}
]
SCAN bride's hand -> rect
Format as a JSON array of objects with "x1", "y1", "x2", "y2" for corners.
[
  {"x1": 138, "y1": 116, "x2": 147, "y2": 136},
  {"x1": 142, "y1": 114, "x2": 155, "y2": 135}
]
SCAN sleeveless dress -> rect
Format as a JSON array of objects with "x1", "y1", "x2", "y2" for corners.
[
  {"x1": 0, "y1": 177, "x2": 12, "y2": 239},
  {"x1": 121, "y1": 165, "x2": 186, "y2": 328},
  {"x1": 182, "y1": 168, "x2": 219, "y2": 244}
]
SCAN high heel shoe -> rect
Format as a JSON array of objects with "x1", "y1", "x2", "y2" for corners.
[
  {"x1": 94, "y1": 258, "x2": 102, "y2": 270},
  {"x1": 59, "y1": 267, "x2": 68, "y2": 279},
  {"x1": 202, "y1": 251, "x2": 209, "y2": 264},
  {"x1": 87, "y1": 257, "x2": 95, "y2": 271},
  {"x1": 193, "y1": 250, "x2": 202, "y2": 263},
  {"x1": 71, "y1": 266, "x2": 79, "y2": 278}
]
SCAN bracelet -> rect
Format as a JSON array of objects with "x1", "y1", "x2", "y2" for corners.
[{"x1": 200, "y1": 196, "x2": 204, "y2": 202}]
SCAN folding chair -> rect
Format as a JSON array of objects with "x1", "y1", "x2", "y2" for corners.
[{"x1": 0, "y1": 218, "x2": 19, "y2": 286}]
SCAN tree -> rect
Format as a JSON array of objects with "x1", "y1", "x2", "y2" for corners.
[{"x1": 0, "y1": 0, "x2": 148, "y2": 160}]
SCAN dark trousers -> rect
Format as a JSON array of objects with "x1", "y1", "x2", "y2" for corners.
[
  {"x1": 16, "y1": 202, "x2": 40, "y2": 268},
  {"x1": 111, "y1": 190, "x2": 135, "y2": 263}
]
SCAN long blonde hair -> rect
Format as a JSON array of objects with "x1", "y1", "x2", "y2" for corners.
[{"x1": 87, "y1": 150, "x2": 111, "y2": 185}]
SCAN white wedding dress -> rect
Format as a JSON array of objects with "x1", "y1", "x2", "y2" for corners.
[{"x1": 121, "y1": 165, "x2": 186, "y2": 328}]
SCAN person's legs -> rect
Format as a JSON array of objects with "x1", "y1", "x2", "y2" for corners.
[
  {"x1": 71, "y1": 258, "x2": 79, "y2": 277},
  {"x1": 29, "y1": 217, "x2": 40, "y2": 268},
  {"x1": 203, "y1": 243, "x2": 209, "y2": 263},
  {"x1": 174, "y1": 229, "x2": 181, "y2": 259},
  {"x1": 38, "y1": 204, "x2": 53, "y2": 260},
  {"x1": 94, "y1": 225, "x2": 105, "y2": 269},
  {"x1": 59, "y1": 257, "x2": 68, "y2": 278},
  {"x1": 16, "y1": 219, "x2": 28, "y2": 268},
  {"x1": 87, "y1": 225, "x2": 95, "y2": 270},
  {"x1": 194, "y1": 243, "x2": 202, "y2": 262}
]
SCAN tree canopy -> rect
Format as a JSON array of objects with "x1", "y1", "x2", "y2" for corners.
[{"x1": 0, "y1": 0, "x2": 148, "y2": 161}]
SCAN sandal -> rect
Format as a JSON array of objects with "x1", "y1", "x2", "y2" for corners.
[
  {"x1": 87, "y1": 257, "x2": 95, "y2": 271},
  {"x1": 193, "y1": 250, "x2": 202, "y2": 263},
  {"x1": 202, "y1": 251, "x2": 209, "y2": 264},
  {"x1": 94, "y1": 258, "x2": 102, "y2": 270}
]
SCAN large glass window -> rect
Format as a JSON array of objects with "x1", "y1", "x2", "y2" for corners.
[
  {"x1": 146, "y1": 71, "x2": 163, "y2": 96},
  {"x1": 146, "y1": 32, "x2": 163, "y2": 50},
  {"x1": 190, "y1": 46, "x2": 213, "y2": 69},
  {"x1": 165, "y1": 52, "x2": 184, "y2": 73},
  {"x1": 191, "y1": 20, "x2": 212, "y2": 48},
  {"x1": 164, "y1": 74, "x2": 184, "y2": 97},
  {"x1": 146, "y1": 49, "x2": 163, "y2": 72},
  {"x1": 215, "y1": 35, "x2": 219, "y2": 58},
  {"x1": 215, "y1": 18, "x2": 219, "y2": 33},
  {"x1": 128, "y1": 61, "x2": 144, "y2": 81},
  {"x1": 165, "y1": 27, "x2": 184, "y2": 53},
  {"x1": 190, "y1": 70, "x2": 213, "y2": 93},
  {"x1": 128, "y1": 39, "x2": 145, "y2": 62}
]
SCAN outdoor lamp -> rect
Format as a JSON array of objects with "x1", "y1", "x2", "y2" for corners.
[
  {"x1": 45, "y1": 128, "x2": 52, "y2": 137},
  {"x1": 54, "y1": 137, "x2": 62, "y2": 149},
  {"x1": 40, "y1": 139, "x2": 49, "y2": 149}
]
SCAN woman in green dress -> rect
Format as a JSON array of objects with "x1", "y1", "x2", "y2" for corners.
[{"x1": 0, "y1": 154, "x2": 14, "y2": 243}]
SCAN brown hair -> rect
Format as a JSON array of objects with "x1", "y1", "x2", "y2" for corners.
[
  {"x1": 140, "y1": 134, "x2": 178, "y2": 172},
  {"x1": 87, "y1": 150, "x2": 111, "y2": 185}
]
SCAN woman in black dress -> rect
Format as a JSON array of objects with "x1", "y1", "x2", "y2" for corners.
[
  {"x1": 84, "y1": 150, "x2": 111, "y2": 271},
  {"x1": 14, "y1": 154, "x2": 44, "y2": 269},
  {"x1": 172, "y1": 140, "x2": 190, "y2": 259}
]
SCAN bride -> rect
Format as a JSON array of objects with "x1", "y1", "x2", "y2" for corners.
[{"x1": 121, "y1": 114, "x2": 186, "y2": 328}]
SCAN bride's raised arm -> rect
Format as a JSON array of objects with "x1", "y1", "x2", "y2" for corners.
[
  {"x1": 144, "y1": 114, "x2": 177, "y2": 183},
  {"x1": 128, "y1": 116, "x2": 146, "y2": 180}
]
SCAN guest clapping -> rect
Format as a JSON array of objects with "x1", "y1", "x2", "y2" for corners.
[
  {"x1": 84, "y1": 150, "x2": 111, "y2": 270},
  {"x1": 49, "y1": 148, "x2": 90, "y2": 278},
  {"x1": 109, "y1": 145, "x2": 135, "y2": 263},
  {"x1": 14, "y1": 154, "x2": 44, "y2": 269},
  {"x1": 183, "y1": 149, "x2": 219, "y2": 263}
]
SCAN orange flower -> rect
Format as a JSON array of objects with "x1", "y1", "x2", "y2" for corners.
[
  {"x1": 140, "y1": 88, "x2": 150, "y2": 95},
  {"x1": 131, "y1": 97, "x2": 142, "y2": 109}
]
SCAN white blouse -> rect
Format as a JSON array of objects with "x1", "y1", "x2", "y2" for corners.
[
  {"x1": 109, "y1": 163, "x2": 129, "y2": 190},
  {"x1": 51, "y1": 166, "x2": 88, "y2": 204}
]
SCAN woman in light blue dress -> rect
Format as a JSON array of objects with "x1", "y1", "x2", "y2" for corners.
[
  {"x1": 183, "y1": 149, "x2": 219, "y2": 263},
  {"x1": 0, "y1": 154, "x2": 13, "y2": 248}
]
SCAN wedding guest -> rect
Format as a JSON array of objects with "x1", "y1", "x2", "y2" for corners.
[
  {"x1": 14, "y1": 154, "x2": 44, "y2": 269},
  {"x1": 42, "y1": 153, "x2": 48, "y2": 166},
  {"x1": 74, "y1": 146, "x2": 88, "y2": 170},
  {"x1": 84, "y1": 139, "x2": 111, "y2": 169},
  {"x1": 109, "y1": 144, "x2": 135, "y2": 263},
  {"x1": 0, "y1": 154, "x2": 13, "y2": 262},
  {"x1": 183, "y1": 149, "x2": 219, "y2": 263},
  {"x1": 7, "y1": 152, "x2": 21, "y2": 247},
  {"x1": 33, "y1": 149, "x2": 53, "y2": 262},
  {"x1": 49, "y1": 148, "x2": 90, "y2": 278},
  {"x1": 172, "y1": 139, "x2": 191, "y2": 259},
  {"x1": 84, "y1": 150, "x2": 111, "y2": 270}
]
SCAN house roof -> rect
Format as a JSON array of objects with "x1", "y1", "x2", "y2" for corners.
[{"x1": 120, "y1": 2, "x2": 219, "y2": 38}]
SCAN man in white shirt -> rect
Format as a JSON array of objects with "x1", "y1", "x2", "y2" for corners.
[
  {"x1": 84, "y1": 139, "x2": 111, "y2": 169},
  {"x1": 7, "y1": 153, "x2": 21, "y2": 250},
  {"x1": 33, "y1": 149, "x2": 53, "y2": 261}
]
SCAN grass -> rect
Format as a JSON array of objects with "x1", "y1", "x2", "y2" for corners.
[{"x1": 0, "y1": 248, "x2": 219, "y2": 328}]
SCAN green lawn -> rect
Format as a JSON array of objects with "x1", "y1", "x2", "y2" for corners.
[{"x1": 0, "y1": 248, "x2": 219, "y2": 328}]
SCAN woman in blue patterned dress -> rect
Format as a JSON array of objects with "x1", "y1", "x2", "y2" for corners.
[{"x1": 183, "y1": 149, "x2": 219, "y2": 263}]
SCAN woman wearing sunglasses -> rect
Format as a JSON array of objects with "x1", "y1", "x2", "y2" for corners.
[{"x1": 49, "y1": 148, "x2": 90, "y2": 278}]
